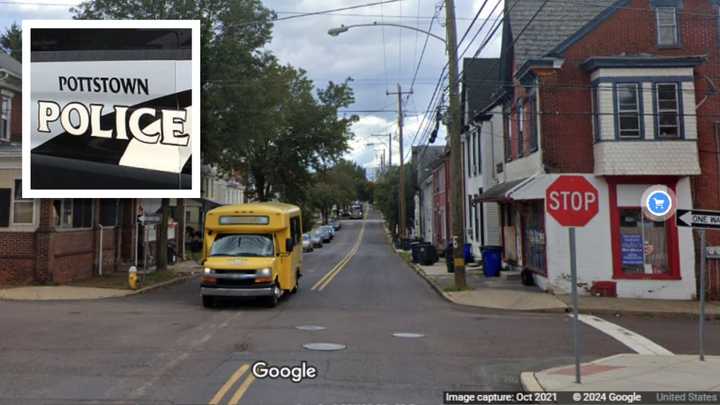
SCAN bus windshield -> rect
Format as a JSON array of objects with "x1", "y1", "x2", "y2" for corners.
[{"x1": 209, "y1": 234, "x2": 274, "y2": 257}]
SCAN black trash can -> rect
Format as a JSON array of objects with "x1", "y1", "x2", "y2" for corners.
[
  {"x1": 419, "y1": 243, "x2": 437, "y2": 265},
  {"x1": 410, "y1": 242, "x2": 425, "y2": 263},
  {"x1": 445, "y1": 243, "x2": 454, "y2": 273}
]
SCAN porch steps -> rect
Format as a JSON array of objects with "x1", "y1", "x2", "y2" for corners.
[{"x1": 501, "y1": 269, "x2": 522, "y2": 281}]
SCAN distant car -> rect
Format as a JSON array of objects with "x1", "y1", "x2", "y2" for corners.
[
  {"x1": 315, "y1": 227, "x2": 331, "y2": 243},
  {"x1": 330, "y1": 220, "x2": 341, "y2": 231},
  {"x1": 320, "y1": 225, "x2": 335, "y2": 239},
  {"x1": 302, "y1": 233, "x2": 313, "y2": 252},
  {"x1": 310, "y1": 232, "x2": 323, "y2": 248}
]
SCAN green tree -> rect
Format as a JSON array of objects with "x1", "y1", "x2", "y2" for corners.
[
  {"x1": 374, "y1": 165, "x2": 414, "y2": 238},
  {"x1": 0, "y1": 22, "x2": 21, "y2": 61}
]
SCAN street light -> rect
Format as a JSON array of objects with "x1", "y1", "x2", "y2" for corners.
[{"x1": 327, "y1": 22, "x2": 446, "y2": 44}]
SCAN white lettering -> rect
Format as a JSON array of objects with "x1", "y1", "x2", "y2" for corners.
[
  {"x1": 549, "y1": 191, "x2": 560, "y2": 210},
  {"x1": 89, "y1": 104, "x2": 112, "y2": 138},
  {"x1": 37, "y1": 101, "x2": 60, "y2": 133},
  {"x1": 60, "y1": 102, "x2": 89, "y2": 136},
  {"x1": 128, "y1": 107, "x2": 159, "y2": 144},
  {"x1": 160, "y1": 109, "x2": 189, "y2": 146}
]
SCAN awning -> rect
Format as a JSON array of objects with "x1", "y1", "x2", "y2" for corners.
[
  {"x1": 479, "y1": 175, "x2": 554, "y2": 202},
  {"x1": 478, "y1": 178, "x2": 527, "y2": 202}
]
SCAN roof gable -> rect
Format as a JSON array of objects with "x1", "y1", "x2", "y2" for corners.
[
  {"x1": 508, "y1": 0, "x2": 623, "y2": 70},
  {"x1": 0, "y1": 51, "x2": 21, "y2": 77}
]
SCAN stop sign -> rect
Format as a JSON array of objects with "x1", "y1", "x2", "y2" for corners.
[{"x1": 546, "y1": 176, "x2": 599, "y2": 227}]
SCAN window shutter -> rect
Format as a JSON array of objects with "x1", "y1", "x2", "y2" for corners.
[{"x1": 0, "y1": 189, "x2": 10, "y2": 227}]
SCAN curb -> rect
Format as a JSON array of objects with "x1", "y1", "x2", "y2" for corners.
[
  {"x1": 566, "y1": 307, "x2": 720, "y2": 321},
  {"x1": 129, "y1": 273, "x2": 198, "y2": 296},
  {"x1": 520, "y1": 372, "x2": 544, "y2": 392}
]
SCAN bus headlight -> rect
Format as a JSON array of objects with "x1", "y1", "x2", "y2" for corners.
[{"x1": 255, "y1": 267, "x2": 272, "y2": 283}]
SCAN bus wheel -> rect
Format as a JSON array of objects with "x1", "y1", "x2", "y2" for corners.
[
  {"x1": 265, "y1": 284, "x2": 280, "y2": 307},
  {"x1": 202, "y1": 295, "x2": 215, "y2": 308}
]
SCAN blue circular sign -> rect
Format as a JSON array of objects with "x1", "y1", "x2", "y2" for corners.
[{"x1": 645, "y1": 190, "x2": 672, "y2": 217}]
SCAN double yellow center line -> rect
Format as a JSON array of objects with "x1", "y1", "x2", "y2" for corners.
[
  {"x1": 311, "y1": 217, "x2": 366, "y2": 291},
  {"x1": 208, "y1": 363, "x2": 256, "y2": 405}
]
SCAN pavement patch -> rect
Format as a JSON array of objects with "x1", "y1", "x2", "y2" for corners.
[
  {"x1": 303, "y1": 343, "x2": 347, "y2": 351},
  {"x1": 296, "y1": 325, "x2": 327, "y2": 331},
  {"x1": 392, "y1": 332, "x2": 425, "y2": 338}
]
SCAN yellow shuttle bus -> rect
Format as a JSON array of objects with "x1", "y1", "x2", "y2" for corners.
[{"x1": 200, "y1": 203, "x2": 303, "y2": 308}]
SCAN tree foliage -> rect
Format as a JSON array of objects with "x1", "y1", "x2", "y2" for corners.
[
  {"x1": 373, "y1": 165, "x2": 414, "y2": 238},
  {"x1": 307, "y1": 160, "x2": 368, "y2": 225},
  {"x1": 71, "y1": 0, "x2": 357, "y2": 205},
  {"x1": 0, "y1": 22, "x2": 21, "y2": 61}
]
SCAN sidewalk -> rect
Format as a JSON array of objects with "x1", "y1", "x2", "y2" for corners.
[
  {"x1": 407, "y1": 255, "x2": 568, "y2": 312},
  {"x1": 521, "y1": 354, "x2": 720, "y2": 392},
  {"x1": 0, "y1": 260, "x2": 198, "y2": 301},
  {"x1": 406, "y1": 255, "x2": 720, "y2": 317}
]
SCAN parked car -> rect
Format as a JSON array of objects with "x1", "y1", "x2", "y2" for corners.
[
  {"x1": 302, "y1": 233, "x2": 313, "y2": 252},
  {"x1": 330, "y1": 220, "x2": 341, "y2": 231},
  {"x1": 320, "y1": 225, "x2": 335, "y2": 239},
  {"x1": 315, "y1": 227, "x2": 331, "y2": 243},
  {"x1": 310, "y1": 232, "x2": 323, "y2": 248}
]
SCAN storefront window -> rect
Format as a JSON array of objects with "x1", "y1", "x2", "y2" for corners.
[
  {"x1": 523, "y1": 202, "x2": 546, "y2": 273},
  {"x1": 618, "y1": 208, "x2": 669, "y2": 275}
]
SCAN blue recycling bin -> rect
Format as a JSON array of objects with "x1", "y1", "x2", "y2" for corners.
[
  {"x1": 464, "y1": 243, "x2": 474, "y2": 263},
  {"x1": 481, "y1": 246, "x2": 502, "y2": 277}
]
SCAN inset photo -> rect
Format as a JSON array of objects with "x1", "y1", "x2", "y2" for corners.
[{"x1": 22, "y1": 20, "x2": 200, "y2": 198}]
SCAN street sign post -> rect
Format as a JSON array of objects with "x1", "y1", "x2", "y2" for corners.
[
  {"x1": 676, "y1": 208, "x2": 720, "y2": 361},
  {"x1": 546, "y1": 176, "x2": 599, "y2": 384}
]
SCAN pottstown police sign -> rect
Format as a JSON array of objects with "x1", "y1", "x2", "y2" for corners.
[{"x1": 22, "y1": 20, "x2": 200, "y2": 198}]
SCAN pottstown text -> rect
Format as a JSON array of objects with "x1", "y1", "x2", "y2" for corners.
[
  {"x1": 37, "y1": 101, "x2": 191, "y2": 146},
  {"x1": 58, "y1": 76, "x2": 149, "y2": 95}
]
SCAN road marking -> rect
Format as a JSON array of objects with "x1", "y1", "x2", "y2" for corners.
[
  {"x1": 311, "y1": 218, "x2": 366, "y2": 291},
  {"x1": 228, "y1": 373, "x2": 256, "y2": 405},
  {"x1": 575, "y1": 314, "x2": 673, "y2": 355},
  {"x1": 208, "y1": 363, "x2": 249, "y2": 405}
]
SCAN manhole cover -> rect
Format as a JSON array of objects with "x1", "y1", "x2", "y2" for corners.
[
  {"x1": 303, "y1": 343, "x2": 346, "y2": 351},
  {"x1": 296, "y1": 325, "x2": 327, "y2": 331},
  {"x1": 392, "y1": 333, "x2": 425, "y2": 338}
]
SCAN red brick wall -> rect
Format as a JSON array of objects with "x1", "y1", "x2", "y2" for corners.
[
  {"x1": 10, "y1": 93, "x2": 21, "y2": 142},
  {"x1": 0, "y1": 232, "x2": 35, "y2": 285},
  {"x1": 52, "y1": 230, "x2": 95, "y2": 284}
]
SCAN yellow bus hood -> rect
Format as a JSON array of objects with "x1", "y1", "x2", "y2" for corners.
[{"x1": 204, "y1": 256, "x2": 276, "y2": 271}]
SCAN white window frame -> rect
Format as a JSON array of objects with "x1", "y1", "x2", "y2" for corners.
[
  {"x1": 655, "y1": 82, "x2": 680, "y2": 139},
  {"x1": 0, "y1": 95, "x2": 11, "y2": 142},
  {"x1": 517, "y1": 102, "x2": 525, "y2": 157},
  {"x1": 616, "y1": 83, "x2": 642, "y2": 139},
  {"x1": 10, "y1": 179, "x2": 35, "y2": 226},
  {"x1": 656, "y1": 7, "x2": 678, "y2": 46}
]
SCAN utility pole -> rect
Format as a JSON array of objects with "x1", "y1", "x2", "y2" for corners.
[
  {"x1": 371, "y1": 133, "x2": 392, "y2": 167},
  {"x1": 387, "y1": 83, "x2": 412, "y2": 239},
  {"x1": 444, "y1": 0, "x2": 466, "y2": 288}
]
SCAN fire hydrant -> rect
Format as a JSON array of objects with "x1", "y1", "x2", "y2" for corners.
[{"x1": 128, "y1": 266, "x2": 138, "y2": 290}]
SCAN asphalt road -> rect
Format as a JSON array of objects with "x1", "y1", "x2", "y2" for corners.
[{"x1": 0, "y1": 208, "x2": 717, "y2": 405}]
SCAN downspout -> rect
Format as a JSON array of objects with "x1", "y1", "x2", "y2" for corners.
[{"x1": 97, "y1": 224, "x2": 104, "y2": 276}]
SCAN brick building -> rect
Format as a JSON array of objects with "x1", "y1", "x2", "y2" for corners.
[{"x1": 477, "y1": 0, "x2": 719, "y2": 299}]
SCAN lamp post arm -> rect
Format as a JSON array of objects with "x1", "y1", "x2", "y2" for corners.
[{"x1": 331, "y1": 22, "x2": 446, "y2": 44}]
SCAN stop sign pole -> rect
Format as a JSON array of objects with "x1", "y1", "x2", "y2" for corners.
[{"x1": 546, "y1": 176, "x2": 600, "y2": 384}]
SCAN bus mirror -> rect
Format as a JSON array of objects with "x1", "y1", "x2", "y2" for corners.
[{"x1": 285, "y1": 238, "x2": 295, "y2": 252}]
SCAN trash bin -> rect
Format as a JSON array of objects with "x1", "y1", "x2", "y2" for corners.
[
  {"x1": 410, "y1": 242, "x2": 425, "y2": 263},
  {"x1": 464, "y1": 243, "x2": 474, "y2": 263},
  {"x1": 481, "y1": 246, "x2": 502, "y2": 277},
  {"x1": 445, "y1": 243, "x2": 454, "y2": 273},
  {"x1": 419, "y1": 244, "x2": 438, "y2": 265}
]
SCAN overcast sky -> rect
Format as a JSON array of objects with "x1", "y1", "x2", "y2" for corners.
[{"x1": 1, "y1": 0, "x2": 502, "y2": 175}]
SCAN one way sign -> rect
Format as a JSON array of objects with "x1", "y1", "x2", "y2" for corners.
[{"x1": 676, "y1": 209, "x2": 720, "y2": 229}]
